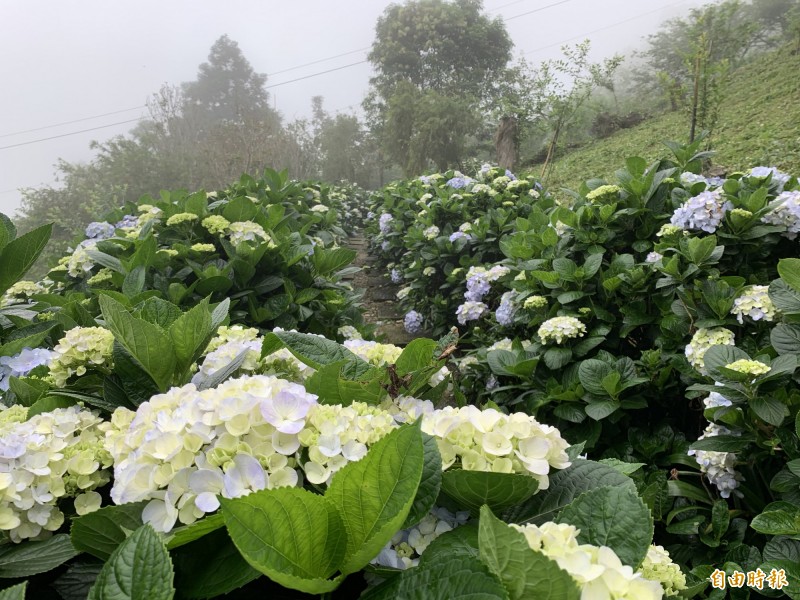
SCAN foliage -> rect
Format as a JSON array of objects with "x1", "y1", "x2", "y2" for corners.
[{"x1": 367, "y1": 140, "x2": 800, "y2": 594}]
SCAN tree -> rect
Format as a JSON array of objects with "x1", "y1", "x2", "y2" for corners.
[
  {"x1": 366, "y1": 0, "x2": 512, "y2": 174},
  {"x1": 182, "y1": 34, "x2": 272, "y2": 123}
]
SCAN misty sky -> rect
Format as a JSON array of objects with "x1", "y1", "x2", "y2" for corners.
[{"x1": 0, "y1": 0, "x2": 705, "y2": 215}]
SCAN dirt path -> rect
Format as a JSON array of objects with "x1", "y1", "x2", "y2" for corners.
[{"x1": 347, "y1": 234, "x2": 416, "y2": 345}]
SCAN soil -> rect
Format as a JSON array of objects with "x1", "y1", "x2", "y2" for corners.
[{"x1": 347, "y1": 233, "x2": 417, "y2": 345}]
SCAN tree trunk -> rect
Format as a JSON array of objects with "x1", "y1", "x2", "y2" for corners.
[{"x1": 494, "y1": 116, "x2": 518, "y2": 170}]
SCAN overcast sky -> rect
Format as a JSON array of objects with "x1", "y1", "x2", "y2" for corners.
[{"x1": 0, "y1": 0, "x2": 705, "y2": 215}]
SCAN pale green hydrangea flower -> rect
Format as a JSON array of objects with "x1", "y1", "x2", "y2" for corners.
[
  {"x1": 724, "y1": 359, "x2": 770, "y2": 376},
  {"x1": 685, "y1": 328, "x2": 735, "y2": 373},
  {"x1": 538, "y1": 316, "x2": 587, "y2": 344},
  {"x1": 166, "y1": 212, "x2": 198, "y2": 227},
  {"x1": 586, "y1": 184, "x2": 620, "y2": 202},
  {"x1": 524, "y1": 295, "x2": 548, "y2": 310},
  {"x1": 201, "y1": 215, "x2": 230, "y2": 235},
  {"x1": 640, "y1": 545, "x2": 687, "y2": 597},
  {"x1": 49, "y1": 327, "x2": 115, "y2": 387},
  {"x1": 190, "y1": 243, "x2": 216, "y2": 253}
]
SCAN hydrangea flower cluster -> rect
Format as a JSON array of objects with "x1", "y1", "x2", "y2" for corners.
[
  {"x1": 456, "y1": 301, "x2": 488, "y2": 325},
  {"x1": 0, "y1": 280, "x2": 46, "y2": 306},
  {"x1": 679, "y1": 172, "x2": 708, "y2": 187},
  {"x1": 201, "y1": 215, "x2": 230, "y2": 235},
  {"x1": 537, "y1": 317, "x2": 587, "y2": 345},
  {"x1": 724, "y1": 359, "x2": 770, "y2": 376},
  {"x1": 0, "y1": 348, "x2": 56, "y2": 391},
  {"x1": 228, "y1": 222, "x2": 269, "y2": 245},
  {"x1": 523, "y1": 295, "x2": 547, "y2": 310},
  {"x1": 495, "y1": 292, "x2": 516, "y2": 326},
  {"x1": 640, "y1": 545, "x2": 687, "y2": 597},
  {"x1": 669, "y1": 190, "x2": 732, "y2": 233},
  {"x1": 87, "y1": 268, "x2": 114, "y2": 286},
  {"x1": 344, "y1": 340, "x2": 403, "y2": 366},
  {"x1": 687, "y1": 423, "x2": 743, "y2": 498},
  {"x1": 684, "y1": 327, "x2": 735, "y2": 373},
  {"x1": 336, "y1": 326, "x2": 362, "y2": 341},
  {"x1": 586, "y1": 184, "x2": 620, "y2": 202},
  {"x1": 510, "y1": 521, "x2": 663, "y2": 599},
  {"x1": 645, "y1": 251, "x2": 663, "y2": 263},
  {"x1": 65, "y1": 241, "x2": 97, "y2": 278},
  {"x1": 85, "y1": 221, "x2": 116, "y2": 240},
  {"x1": 749, "y1": 166, "x2": 791, "y2": 191},
  {"x1": 106, "y1": 375, "x2": 318, "y2": 532},
  {"x1": 372, "y1": 507, "x2": 470, "y2": 569},
  {"x1": 165, "y1": 212, "x2": 199, "y2": 227},
  {"x1": 379, "y1": 213, "x2": 394, "y2": 235},
  {"x1": 731, "y1": 285, "x2": 776, "y2": 324},
  {"x1": 0, "y1": 406, "x2": 112, "y2": 541},
  {"x1": 464, "y1": 265, "x2": 510, "y2": 303},
  {"x1": 191, "y1": 243, "x2": 216, "y2": 253},
  {"x1": 393, "y1": 399, "x2": 570, "y2": 489},
  {"x1": 298, "y1": 401, "x2": 397, "y2": 485},
  {"x1": 423, "y1": 226, "x2": 440, "y2": 240},
  {"x1": 761, "y1": 190, "x2": 800, "y2": 239},
  {"x1": 114, "y1": 214, "x2": 138, "y2": 230},
  {"x1": 404, "y1": 310, "x2": 424, "y2": 334},
  {"x1": 448, "y1": 231, "x2": 472, "y2": 243},
  {"x1": 192, "y1": 327, "x2": 263, "y2": 385},
  {"x1": 49, "y1": 327, "x2": 115, "y2": 387},
  {"x1": 446, "y1": 177, "x2": 471, "y2": 189},
  {"x1": 390, "y1": 268, "x2": 403, "y2": 284}
]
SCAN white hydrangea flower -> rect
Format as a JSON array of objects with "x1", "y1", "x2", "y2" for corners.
[
  {"x1": 684, "y1": 328, "x2": 735, "y2": 373},
  {"x1": 66, "y1": 241, "x2": 97, "y2": 278},
  {"x1": 511, "y1": 521, "x2": 663, "y2": 599},
  {"x1": 371, "y1": 507, "x2": 470, "y2": 570},
  {"x1": 687, "y1": 423, "x2": 743, "y2": 498},
  {"x1": 107, "y1": 375, "x2": 317, "y2": 532},
  {"x1": 423, "y1": 226, "x2": 440, "y2": 240},
  {"x1": 228, "y1": 222, "x2": 269, "y2": 245},
  {"x1": 730, "y1": 285, "x2": 776, "y2": 324},
  {"x1": 456, "y1": 301, "x2": 488, "y2": 325},
  {"x1": 1, "y1": 280, "x2": 46, "y2": 307},
  {"x1": 761, "y1": 190, "x2": 800, "y2": 239},
  {"x1": 49, "y1": 327, "x2": 115, "y2": 387},
  {"x1": 343, "y1": 340, "x2": 402, "y2": 366},
  {"x1": 0, "y1": 406, "x2": 112, "y2": 541},
  {"x1": 337, "y1": 326, "x2": 362, "y2": 341},
  {"x1": 641, "y1": 544, "x2": 687, "y2": 597},
  {"x1": 537, "y1": 317, "x2": 586, "y2": 345}
]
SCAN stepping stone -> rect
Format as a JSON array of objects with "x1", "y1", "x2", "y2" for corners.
[{"x1": 372, "y1": 288, "x2": 397, "y2": 301}]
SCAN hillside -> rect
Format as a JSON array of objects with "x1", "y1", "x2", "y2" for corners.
[{"x1": 537, "y1": 44, "x2": 800, "y2": 190}]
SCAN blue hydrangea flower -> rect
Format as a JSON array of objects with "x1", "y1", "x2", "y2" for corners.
[
  {"x1": 390, "y1": 268, "x2": 403, "y2": 284},
  {"x1": 85, "y1": 222, "x2": 116, "y2": 240},
  {"x1": 749, "y1": 166, "x2": 791, "y2": 191},
  {"x1": 505, "y1": 169, "x2": 517, "y2": 180},
  {"x1": 379, "y1": 213, "x2": 394, "y2": 235},
  {"x1": 0, "y1": 347, "x2": 56, "y2": 391},
  {"x1": 404, "y1": 310, "x2": 424, "y2": 334},
  {"x1": 495, "y1": 292, "x2": 516, "y2": 326},
  {"x1": 449, "y1": 231, "x2": 472, "y2": 243},
  {"x1": 446, "y1": 177, "x2": 470, "y2": 189},
  {"x1": 114, "y1": 215, "x2": 138, "y2": 229},
  {"x1": 465, "y1": 273, "x2": 490, "y2": 302},
  {"x1": 670, "y1": 190, "x2": 732, "y2": 233}
]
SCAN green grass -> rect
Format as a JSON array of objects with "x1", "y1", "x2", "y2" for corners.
[{"x1": 536, "y1": 45, "x2": 800, "y2": 190}]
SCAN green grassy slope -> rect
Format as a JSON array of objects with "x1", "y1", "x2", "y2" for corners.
[{"x1": 537, "y1": 45, "x2": 800, "y2": 190}]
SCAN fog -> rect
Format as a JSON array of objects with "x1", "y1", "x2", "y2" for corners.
[{"x1": 0, "y1": 0, "x2": 703, "y2": 215}]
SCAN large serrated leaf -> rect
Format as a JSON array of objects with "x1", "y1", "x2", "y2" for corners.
[
  {"x1": 0, "y1": 534, "x2": 77, "y2": 578},
  {"x1": 0, "y1": 582, "x2": 26, "y2": 600},
  {"x1": 172, "y1": 528, "x2": 260, "y2": 599},
  {"x1": 0, "y1": 223, "x2": 52, "y2": 297},
  {"x1": 87, "y1": 524, "x2": 174, "y2": 600},
  {"x1": 440, "y1": 471, "x2": 538, "y2": 515},
  {"x1": 360, "y1": 555, "x2": 510, "y2": 600},
  {"x1": 558, "y1": 486, "x2": 653, "y2": 568},
  {"x1": 53, "y1": 560, "x2": 104, "y2": 600},
  {"x1": 168, "y1": 299, "x2": 212, "y2": 377},
  {"x1": 503, "y1": 459, "x2": 634, "y2": 524},
  {"x1": 403, "y1": 433, "x2": 443, "y2": 528},
  {"x1": 100, "y1": 295, "x2": 176, "y2": 391},
  {"x1": 70, "y1": 502, "x2": 146, "y2": 561},
  {"x1": 328, "y1": 423, "x2": 425, "y2": 574},
  {"x1": 478, "y1": 507, "x2": 579, "y2": 600},
  {"x1": 222, "y1": 487, "x2": 346, "y2": 594},
  {"x1": 262, "y1": 330, "x2": 371, "y2": 376},
  {"x1": 165, "y1": 513, "x2": 224, "y2": 550}
]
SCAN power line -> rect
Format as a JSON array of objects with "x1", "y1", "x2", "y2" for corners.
[
  {"x1": 489, "y1": 0, "x2": 533, "y2": 12},
  {"x1": 265, "y1": 60, "x2": 370, "y2": 89},
  {"x1": 503, "y1": 0, "x2": 573, "y2": 21},
  {"x1": 0, "y1": 118, "x2": 144, "y2": 151},
  {"x1": 520, "y1": 0, "x2": 691, "y2": 56},
  {"x1": 268, "y1": 47, "x2": 369, "y2": 77},
  {"x1": 0, "y1": 106, "x2": 145, "y2": 139}
]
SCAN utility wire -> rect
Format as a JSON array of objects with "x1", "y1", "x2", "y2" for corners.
[
  {"x1": 265, "y1": 60, "x2": 369, "y2": 89},
  {"x1": 268, "y1": 47, "x2": 370, "y2": 76},
  {"x1": 520, "y1": 0, "x2": 691, "y2": 56},
  {"x1": 0, "y1": 118, "x2": 143, "y2": 151},
  {"x1": 503, "y1": 0, "x2": 573, "y2": 21},
  {"x1": 0, "y1": 106, "x2": 145, "y2": 139}
]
